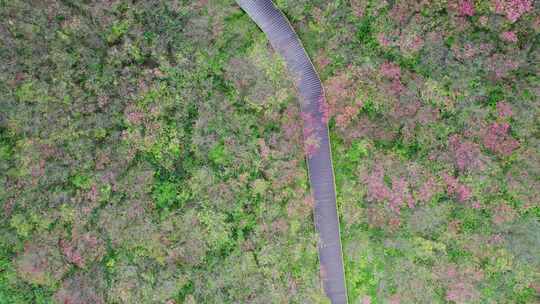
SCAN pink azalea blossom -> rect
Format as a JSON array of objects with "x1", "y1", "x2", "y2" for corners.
[
  {"x1": 380, "y1": 62, "x2": 401, "y2": 79},
  {"x1": 500, "y1": 31, "x2": 518, "y2": 43},
  {"x1": 458, "y1": 0, "x2": 475, "y2": 16},
  {"x1": 442, "y1": 173, "x2": 472, "y2": 202},
  {"x1": 377, "y1": 33, "x2": 391, "y2": 47},
  {"x1": 301, "y1": 112, "x2": 322, "y2": 157},
  {"x1": 457, "y1": 184, "x2": 472, "y2": 202},
  {"x1": 446, "y1": 282, "x2": 479, "y2": 303},
  {"x1": 258, "y1": 138, "x2": 270, "y2": 160},
  {"x1": 335, "y1": 101, "x2": 363, "y2": 128},
  {"x1": 448, "y1": 135, "x2": 483, "y2": 172},
  {"x1": 390, "y1": 177, "x2": 415, "y2": 212},
  {"x1": 417, "y1": 177, "x2": 438, "y2": 203},
  {"x1": 390, "y1": 79, "x2": 405, "y2": 95},
  {"x1": 483, "y1": 122, "x2": 520, "y2": 155},
  {"x1": 283, "y1": 106, "x2": 302, "y2": 139},
  {"x1": 317, "y1": 54, "x2": 330, "y2": 69},
  {"x1": 399, "y1": 34, "x2": 424, "y2": 54},
  {"x1": 489, "y1": 233, "x2": 505, "y2": 244},
  {"x1": 319, "y1": 96, "x2": 331, "y2": 124},
  {"x1": 389, "y1": 295, "x2": 401, "y2": 304},
  {"x1": 60, "y1": 239, "x2": 85, "y2": 268},
  {"x1": 125, "y1": 110, "x2": 144, "y2": 125},
  {"x1": 364, "y1": 168, "x2": 416, "y2": 214},
  {"x1": 492, "y1": 203, "x2": 517, "y2": 225},
  {"x1": 304, "y1": 134, "x2": 321, "y2": 157},
  {"x1": 301, "y1": 112, "x2": 317, "y2": 138},
  {"x1": 479, "y1": 15, "x2": 489, "y2": 26},
  {"x1": 365, "y1": 165, "x2": 391, "y2": 202},
  {"x1": 496, "y1": 101, "x2": 513, "y2": 118},
  {"x1": 488, "y1": 53, "x2": 520, "y2": 79},
  {"x1": 492, "y1": 0, "x2": 533, "y2": 22},
  {"x1": 389, "y1": 217, "x2": 401, "y2": 230}
]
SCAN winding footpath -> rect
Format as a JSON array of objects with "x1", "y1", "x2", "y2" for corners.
[{"x1": 236, "y1": 1, "x2": 348, "y2": 303}]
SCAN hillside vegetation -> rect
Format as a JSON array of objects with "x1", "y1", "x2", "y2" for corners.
[{"x1": 0, "y1": 0, "x2": 538, "y2": 303}]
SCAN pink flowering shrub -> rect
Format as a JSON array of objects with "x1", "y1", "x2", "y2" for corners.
[
  {"x1": 416, "y1": 177, "x2": 439, "y2": 204},
  {"x1": 15, "y1": 237, "x2": 69, "y2": 286},
  {"x1": 335, "y1": 102, "x2": 363, "y2": 128},
  {"x1": 398, "y1": 32, "x2": 425, "y2": 56},
  {"x1": 388, "y1": 295, "x2": 401, "y2": 304},
  {"x1": 500, "y1": 31, "x2": 518, "y2": 43},
  {"x1": 60, "y1": 240, "x2": 85, "y2": 268},
  {"x1": 482, "y1": 122, "x2": 520, "y2": 155},
  {"x1": 496, "y1": 101, "x2": 513, "y2": 118},
  {"x1": 304, "y1": 135, "x2": 321, "y2": 158},
  {"x1": 301, "y1": 112, "x2": 322, "y2": 157},
  {"x1": 389, "y1": 2, "x2": 419, "y2": 25},
  {"x1": 323, "y1": 69, "x2": 364, "y2": 129},
  {"x1": 391, "y1": 100, "x2": 421, "y2": 120},
  {"x1": 350, "y1": 0, "x2": 367, "y2": 18},
  {"x1": 491, "y1": 202, "x2": 517, "y2": 225},
  {"x1": 316, "y1": 52, "x2": 331, "y2": 70},
  {"x1": 458, "y1": 0, "x2": 475, "y2": 16},
  {"x1": 54, "y1": 272, "x2": 105, "y2": 304},
  {"x1": 380, "y1": 62, "x2": 401, "y2": 79},
  {"x1": 379, "y1": 62, "x2": 408, "y2": 97},
  {"x1": 60, "y1": 233, "x2": 105, "y2": 268},
  {"x1": 446, "y1": 282, "x2": 480, "y2": 303},
  {"x1": 319, "y1": 96, "x2": 331, "y2": 124},
  {"x1": 452, "y1": 42, "x2": 494, "y2": 61},
  {"x1": 325, "y1": 71, "x2": 355, "y2": 114},
  {"x1": 492, "y1": 0, "x2": 534, "y2": 22},
  {"x1": 363, "y1": 161, "x2": 434, "y2": 214},
  {"x1": 389, "y1": 78, "x2": 405, "y2": 95},
  {"x1": 3, "y1": 1, "x2": 539, "y2": 303},
  {"x1": 282, "y1": 104, "x2": 302, "y2": 142},
  {"x1": 448, "y1": 134, "x2": 484, "y2": 172},
  {"x1": 442, "y1": 173, "x2": 472, "y2": 203},
  {"x1": 379, "y1": 61, "x2": 407, "y2": 96},
  {"x1": 377, "y1": 33, "x2": 392, "y2": 47},
  {"x1": 325, "y1": 71, "x2": 358, "y2": 113},
  {"x1": 365, "y1": 164, "x2": 391, "y2": 203},
  {"x1": 257, "y1": 138, "x2": 271, "y2": 160},
  {"x1": 486, "y1": 53, "x2": 520, "y2": 79},
  {"x1": 124, "y1": 104, "x2": 144, "y2": 125},
  {"x1": 436, "y1": 264, "x2": 484, "y2": 304},
  {"x1": 389, "y1": 177, "x2": 415, "y2": 212}
]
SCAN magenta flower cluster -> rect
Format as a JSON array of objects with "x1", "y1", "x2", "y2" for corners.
[
  {"x1": 448, "y1": 135, "x2": 483, "y2": 172},
  {"x1": 493, "y1": 0, "x2": 534, "y2": 22},
  {"x1": 380, "y1": 62, "x2": 401, "y2": 79},
  {"x1": 458, "y1": 0, "x2": 476, "y2": 16},
  {"x1": 482, "y1": 122, "x2": 520, "y2": 156},
  {"x1": 500, "y1": 31, "x2": 518, "y2": 43},
  {"x1": 380, "y1": 61, "x2": 404, "y2": 96},
  {"x1": 365, "y1": 165, "x2": 415, "y2": 214},
  {"x1": 442, "y1": 173, "x2": 472, "y2": 203},
  {"x1": 301, "y1": 112, "x2": 321, "y2": 157},
  {"x1": 319, "y1": 96, "x2": 331, "y2": 124},
  {"x1": 496, "y1": 101, "x2": 513, "y2": 118}
]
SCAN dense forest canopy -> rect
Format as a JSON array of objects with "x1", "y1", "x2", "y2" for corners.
[{"x1": 0, "y1": 0, "x2": 538, "y2": 303}]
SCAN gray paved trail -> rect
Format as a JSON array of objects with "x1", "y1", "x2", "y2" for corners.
[{"x1": 236, "y1": 1, "x2": 348, "y2": 303}]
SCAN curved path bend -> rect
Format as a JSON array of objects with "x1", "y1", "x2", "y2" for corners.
[{"x1": 236, "y1": 1, "x2": 348, "y2": 303}]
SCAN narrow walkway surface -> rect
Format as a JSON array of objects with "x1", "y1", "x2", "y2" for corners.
[{"x1": 236, "y1": 1, "x2": 348, "y2": 303}]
